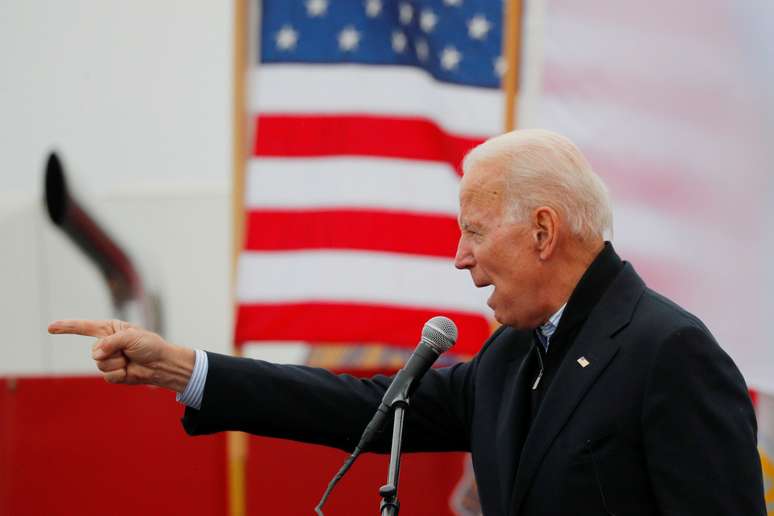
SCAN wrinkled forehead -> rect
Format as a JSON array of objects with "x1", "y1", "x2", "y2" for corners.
[
  {"x1": 459, "y1": 162, "x2": 506, "y2": 203},
  {"x1": 458, "y1": 164, "x2": 507, "y2": 219}
]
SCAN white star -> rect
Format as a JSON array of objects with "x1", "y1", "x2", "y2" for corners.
[
  {"x1": 338, "y1": 26, "x2": 361, "y2": 52},
  {"x1": 415, "y1": 38, "x2": 429, "y2": 62},
  {"x1": 364, "y1": 0, "x2": 382, "y2": 17},
  {"x1": 467, "y1": 14, "x2": 492, "y2": 40},
  {"x1": 392, "y1": 30, "x2": 408, "y2": 53},
  {"x1": 440, "y1": 46, "x2": 462, "y2": 70},
  {"x1": 443, "y1": 0, "x2": 462, "y2": 6},
  {"x1": 305, "y1": 0, "x2": 328, "y2": 17},
  {"x1": 275, "y1": 25, "x2": 298, "y2": 51},
  {"x1": 494, "y1": 55, "x2": 507, "y2": 77},
  {"x1": 399, "y1": 2, "x2": 414, "y2": 25},
  {"x1": 420, "y1": 9, "x2": 438, "y2": 33}
]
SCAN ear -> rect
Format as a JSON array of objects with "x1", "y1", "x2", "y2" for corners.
[{"x1": 532, "y1": 206, "x2": 559, "y2": 260}]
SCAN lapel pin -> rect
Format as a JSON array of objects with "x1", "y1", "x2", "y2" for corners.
[{"x1": 577, "y1": 356, "x2": 590, "y2": 368}]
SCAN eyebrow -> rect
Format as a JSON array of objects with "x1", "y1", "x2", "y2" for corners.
[{"x1": 459, "y1": 219, "x2": 479, "y2": 232}]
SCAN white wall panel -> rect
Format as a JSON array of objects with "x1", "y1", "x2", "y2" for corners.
[
  {"x1": 0, "y1": 1, "x2": 234, "y2": 375},
  {"x1": 0, "y1": 195, "x2": 48, "y2": 374},
  {"x1": 0, "y1": 0, "x2": 231, "y2": 195}
]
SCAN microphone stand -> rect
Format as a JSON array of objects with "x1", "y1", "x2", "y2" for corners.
[
  {"x1": 316, "y1": 320, "x2": 457, "y2": 516},
  {"x1": 378, "y1": 396, "x2": 409, "y2": 516}
]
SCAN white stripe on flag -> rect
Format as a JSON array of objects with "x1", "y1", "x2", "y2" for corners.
[
  {"x1": 237, "y1": 250, "x2": 491, "y2": 315},
  {"x1": 543, "y1": 12, "x2": 736, "y2": 88},
  {"x1": 246, "y1": 157, "x2": 461, "y2": 214},
  {"x1": 251, "y1": 64, "x2": 503, "y2": 137},
  {"x1": 613, "y1": 202, "x2": 749, "y2": 266},
  {"x1": 539, "y1": 94, "x2": 747, "y2": 177}
]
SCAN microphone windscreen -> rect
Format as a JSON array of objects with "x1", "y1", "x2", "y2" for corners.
[{"x1": 421, "y1": 316, "x2": 458, "y2": 353}]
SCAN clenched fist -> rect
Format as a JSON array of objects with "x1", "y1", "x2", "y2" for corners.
[{"x1": 48, "y1": 319, "x2": 195, "y2": 393}]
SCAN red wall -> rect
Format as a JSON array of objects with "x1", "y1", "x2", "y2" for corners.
[
  {"x1": 0, "y1": 377, "x2": 227, "y2": 515},
  {"x1": 247, "y1": 439, "x2": 466, "y2": 515},
  {"x1": 1, "y1": 377, "x2": 467, "y2": 515}
]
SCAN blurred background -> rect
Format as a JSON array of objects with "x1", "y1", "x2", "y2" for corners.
[{"x1": 1, "y1": 0, "x2": 772, "y2": 514}]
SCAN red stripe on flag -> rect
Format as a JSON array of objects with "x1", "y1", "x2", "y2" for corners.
[
  {"x1": 245, "y1": 209, "x2": 461, "y2": 258},
  {"x1": 253, "y1": 114, "x2": 485, "y2": 174},
  {"x1": 235, "y1": 302, "x2": 491, "y2": 356}
]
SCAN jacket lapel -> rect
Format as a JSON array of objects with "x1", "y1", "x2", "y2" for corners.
[
  {"x1": 494, "y1": 332, "x2": 537, "y2": 511},
  {"x1": 509, "y1": 264, "x2": 645, "y2": 515}
]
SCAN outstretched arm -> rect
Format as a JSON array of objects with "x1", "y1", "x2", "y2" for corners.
[
  {"x1": 181, "y1": 351, "x2": 476, "y2": 453},
  {"x1": 49, "y1": 319, "x2": 479, "y2": 453}
]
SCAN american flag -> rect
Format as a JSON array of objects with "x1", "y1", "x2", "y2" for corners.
[{"x1": 235, "y1": 0, "x2": 506, "y2": 355}]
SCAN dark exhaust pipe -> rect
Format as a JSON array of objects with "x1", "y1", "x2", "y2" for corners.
[{"x1": 44, "y1": 152, "x2": 162, "y2": 332}]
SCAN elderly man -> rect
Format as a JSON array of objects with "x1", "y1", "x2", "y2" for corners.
[{"x1": 50, "y1": 130, "x2": 765, "y2": 515}]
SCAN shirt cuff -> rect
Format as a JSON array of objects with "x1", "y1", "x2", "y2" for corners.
[{"x1": 175, "y1": 349, "x2": 208, "y2": 410}]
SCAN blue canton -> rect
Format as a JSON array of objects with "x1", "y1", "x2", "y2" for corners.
[{"x1": 261, "y1": 0, "x2": 504, "y2": 88}]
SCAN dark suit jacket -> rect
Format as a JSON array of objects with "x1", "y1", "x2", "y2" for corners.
[{"x1": 183, "y1": 253, "x2": 765, "y2": 515}]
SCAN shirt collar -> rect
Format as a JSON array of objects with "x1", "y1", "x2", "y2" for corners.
[{"x1": 539, "y1": 303, "x2": 567, "y2": 340}]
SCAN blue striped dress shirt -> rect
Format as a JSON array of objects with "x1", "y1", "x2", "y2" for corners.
[
  {"x1": 535, "y1": 303, "x2": 567, "y2": 352},
  {"x1": 176, "y1": 349, "x2": 208, "y2": 410}
]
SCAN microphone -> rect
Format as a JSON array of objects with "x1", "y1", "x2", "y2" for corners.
[
  {"x1": 356, "y1": 315, "x2": 458, "y2": 449},
  {"x1": 314, "y1": 316, "x2": 458, "y2": 516}
]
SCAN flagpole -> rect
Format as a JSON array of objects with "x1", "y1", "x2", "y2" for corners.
[
  {"x1": 502, "y1": 0, "x2": 524, "y2": 132},
  {"x1": 229, "y1": 0, "x2": 249, "y2": 515}
]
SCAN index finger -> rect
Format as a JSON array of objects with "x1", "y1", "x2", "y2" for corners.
[{"x1": 48, "y1": 319, "x2": 126, "y2": 338}]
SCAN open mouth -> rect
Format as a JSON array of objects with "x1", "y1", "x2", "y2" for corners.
[{"x1": 485, "y1": 287, "x2": 495, "y2": 308}]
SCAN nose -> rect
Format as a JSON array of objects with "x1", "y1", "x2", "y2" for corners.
[{"x1": 454, "y1": 236, "x2": 474, "y2": 270}]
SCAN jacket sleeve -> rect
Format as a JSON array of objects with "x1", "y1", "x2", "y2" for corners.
[
  {"x1": 641, "y1": 325, "x2": 766, "y2": 515},
  {"x1": 181, "y1": 350, "x2": 478, "y2": 453}
]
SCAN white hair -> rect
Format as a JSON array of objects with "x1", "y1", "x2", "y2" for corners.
[{"x1": 462, "y1": 129, "x2": 613, "y2": 241}]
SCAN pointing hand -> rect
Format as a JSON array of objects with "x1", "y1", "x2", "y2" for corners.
[{"x1": 48, "y1": 319, "x2": 194, "y2": 392}]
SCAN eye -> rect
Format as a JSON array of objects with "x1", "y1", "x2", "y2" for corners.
[
  {"x1": 459, "y1": 222, "x2": 483, "y2": 240},
  {"x1": 465, "y1": 229, "x2": 484, "y2": 243}
]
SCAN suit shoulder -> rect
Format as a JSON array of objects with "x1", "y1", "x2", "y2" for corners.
[
  {"x1": 620, "y1": 287, "x2": 727, "y2": 366},
  {"x1": 634, "y1": 287, "x2": 713, "y2": 339}
]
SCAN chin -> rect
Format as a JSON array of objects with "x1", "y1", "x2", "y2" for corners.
[
  {"x1": 492, "y1": 310, "x2": 515, "y2": 329},
  {"x1": 493, "y1": 311, "x2": 531, "y2": 330}
]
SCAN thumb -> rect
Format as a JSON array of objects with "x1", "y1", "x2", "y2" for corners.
[{"x1": 93, "y1": 330, "x2": 134, "y2": 359}]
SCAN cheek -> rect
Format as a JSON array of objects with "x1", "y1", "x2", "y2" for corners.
[
  {"x1": 483, "y1": 248, "x2": 511, "y2": 274},
  {"x1": 492, "y1": 256, "x2": 528, "y2": 294},
  {"x1": 477, "y1": 241, "x2": 500, "y2": 264}
]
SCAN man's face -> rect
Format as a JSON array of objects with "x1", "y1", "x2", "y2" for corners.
[{"x1": 454, "y1": 167, "x2": 546, "y2": 329}]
